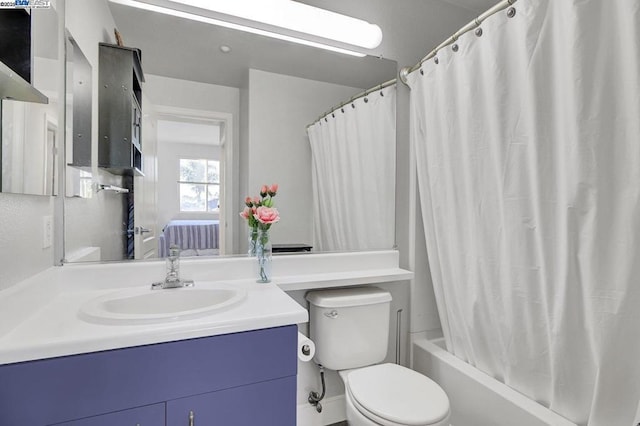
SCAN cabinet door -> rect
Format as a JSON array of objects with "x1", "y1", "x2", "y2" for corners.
[
  {"x1": 166, "y1": 376, "x2": 296, "y2": 426},
  {"x1": 54, "y1": 403, "x2": 164, "y2": 426}
]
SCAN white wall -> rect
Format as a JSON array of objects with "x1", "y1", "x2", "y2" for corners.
[
  {"x1": 0, "y1": 194, "x2": 54, "y2": 290},
  {"x1": 156, "y1": 142, "x2": 221, "y2": 229},
  {"x1": 245, "y1": 69, "x2": 362, "y2": 249}
]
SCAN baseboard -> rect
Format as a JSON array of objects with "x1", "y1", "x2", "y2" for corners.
[{"x1": 297, "y1": 394, "x2": 346, "y2": 426}]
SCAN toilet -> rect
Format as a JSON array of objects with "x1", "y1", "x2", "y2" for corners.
[{"x1": 306, "y1": 287, "x2": 450, "y2": 426}]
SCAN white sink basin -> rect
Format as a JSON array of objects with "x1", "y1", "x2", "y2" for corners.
[{"x1": 79, "y1": 284, "x2": 247, "y2": 325}]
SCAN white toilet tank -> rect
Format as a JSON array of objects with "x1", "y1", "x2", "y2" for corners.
[{"x1": 306, "y1": 287, "x2": 392, "y2": 370}]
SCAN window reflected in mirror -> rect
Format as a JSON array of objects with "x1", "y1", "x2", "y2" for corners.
[{"x1": 179, "y1": 159, "x2": 220, "y2": 213}]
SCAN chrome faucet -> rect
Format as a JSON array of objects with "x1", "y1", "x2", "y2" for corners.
[{"x1": 151, "y1": 245, "x2": 194, "y2": 289}]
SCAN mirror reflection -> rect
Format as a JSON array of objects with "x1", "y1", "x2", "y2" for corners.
[
  {"x1": 1, "y1": 7, "x2": 61, "y2": 196},
  {"x1": 63, "y1": 0, "x2": 397, "y2": 263}
]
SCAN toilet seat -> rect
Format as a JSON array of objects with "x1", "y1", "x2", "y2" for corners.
[{"x1": 346, "y1": 363, "x2": 450, "y2": 426}]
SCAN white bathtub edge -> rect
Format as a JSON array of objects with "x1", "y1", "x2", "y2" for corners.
[{"x1": 413, "y1": 337, "x2": 578, "y2": 426}]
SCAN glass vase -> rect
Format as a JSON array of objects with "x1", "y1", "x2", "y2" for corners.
[
  {"x1": 248, "y1": 226, "x2": 258, "y2": 257},
  {"x1": 256, "y1": 228, "x2": 272, "y2": 283}
]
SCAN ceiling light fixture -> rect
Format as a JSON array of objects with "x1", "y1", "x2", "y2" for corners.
[{"x1": 109, "y1": 0, "x2": 382, "y2": 57}]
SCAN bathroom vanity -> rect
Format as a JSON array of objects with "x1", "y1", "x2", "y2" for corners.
[
  {"x1": 0, "y1": 326, "x2": 297, "y2": 425},
  {"x1": 0, "y1": 250, "x2": 411, "y2": 426},
  {"x1": 0, "y1": 275, "x2": 308, "y2": 425}
]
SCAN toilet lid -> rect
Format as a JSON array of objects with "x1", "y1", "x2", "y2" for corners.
[{"x1": 348, "y1": 363, "x2": 450, "y2": 426}]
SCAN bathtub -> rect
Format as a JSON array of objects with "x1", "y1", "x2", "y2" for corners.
[{"x1": 412, "y1": 338, "x2": 577, "y2": 426}]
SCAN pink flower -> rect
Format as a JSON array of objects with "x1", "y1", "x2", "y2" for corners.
[
  {"x1": 239, "y1": 207, "x2": 251, "y2": 219},
  {"x1": 268, "y1": 183, "x2": 278, "y2": 196},
  {"x1": 260, "y1": 185, "x2": 268, "y2": 196},
  {"x1": 253, "y1": 196, "x2": 260, "y2": 206},
  {"x1": 245, "y1": 196, "x2": 253, "y2": 207},
  {"x1": 254, "y1": 206, "x2": 280, "y2": 225}
]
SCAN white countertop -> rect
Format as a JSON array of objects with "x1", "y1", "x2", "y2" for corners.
[
  {"x1": 0, "y1": 279, "x2": 308, "y2": 365},
  {"x1": 0, "y1": 250, "x2": 411, "y2": 365}
]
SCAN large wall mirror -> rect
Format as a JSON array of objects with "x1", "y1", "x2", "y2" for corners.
[
  {"x1": 1, "y1": 7, "x2": 62, "y2": 196},
  {"x1": 63, "y1": 0, "x2": 397, "y2": 263}
]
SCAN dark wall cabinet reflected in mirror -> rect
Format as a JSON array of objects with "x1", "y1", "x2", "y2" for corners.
[{"x1": 98, "y1": 43, "x2": 144, "y2": 176}]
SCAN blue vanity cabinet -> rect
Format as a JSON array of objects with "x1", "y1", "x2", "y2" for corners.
[
  {"x1": 55, "y1": 404, "x2": 165, "y2": 426},
  {"x1": 166, "y1": 376, "x2": 296, "y2": 425},
  {"x1": 0, "y1": 325, "x2": 298, "y2": 426}
]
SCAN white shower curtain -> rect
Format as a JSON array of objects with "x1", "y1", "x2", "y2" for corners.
[
  {"x1": 409, "y1": 1, "x2": 640, "y2": 424},
  {"x1": 307, "y1": 85, "x2": 395, "y2": 251}
]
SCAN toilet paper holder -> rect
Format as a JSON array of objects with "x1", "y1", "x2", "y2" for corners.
[{"x1": 301, "y1": 344, "x2": 312, "y2": 356}]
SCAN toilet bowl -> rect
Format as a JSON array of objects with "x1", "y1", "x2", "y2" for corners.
[
  {"x1": 339, "y1": 364, "x2": 450, "y2": 426},
  {"x1": 306, "y1": 287, "x2": 451, "y2": 426}
]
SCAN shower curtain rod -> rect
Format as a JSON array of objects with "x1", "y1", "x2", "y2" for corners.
[
  {"x1": 306, "y1": 77, "x2": 396, "y2": 129},
  {"x1": 399, "y1": 0, "x2": 518, "y2": 84}
]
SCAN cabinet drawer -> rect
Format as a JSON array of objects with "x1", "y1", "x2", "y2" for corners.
[
  {"x1": 167, "y1": 376, "x2": 296, "y2": 426},
  {"x1": 53, "y1": 403, "x2": 164, "y2": 426}
]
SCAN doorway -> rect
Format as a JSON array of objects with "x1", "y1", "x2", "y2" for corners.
[{"x1": 152, "y1": 106, "x2": 233, "y2": 257}]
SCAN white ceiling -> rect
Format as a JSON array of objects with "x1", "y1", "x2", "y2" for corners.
[
  {"x1": 440, "y1": 0, "x2": 499, "y2": 13},
  {"x1": 108, "y1": 0, "x2": 500, "y2": 90}
]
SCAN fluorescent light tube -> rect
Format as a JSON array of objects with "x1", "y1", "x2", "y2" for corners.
[
  {"x1": 110, "y1": 0, "x2": 379, "y2": 57},
  {"x1": 170, "y1": 0, "x2": 383, "y2": 49}
]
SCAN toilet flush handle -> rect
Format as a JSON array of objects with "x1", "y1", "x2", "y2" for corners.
[{"x1": 324, "y1": 310, "x2": 339, "y2": 319}]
